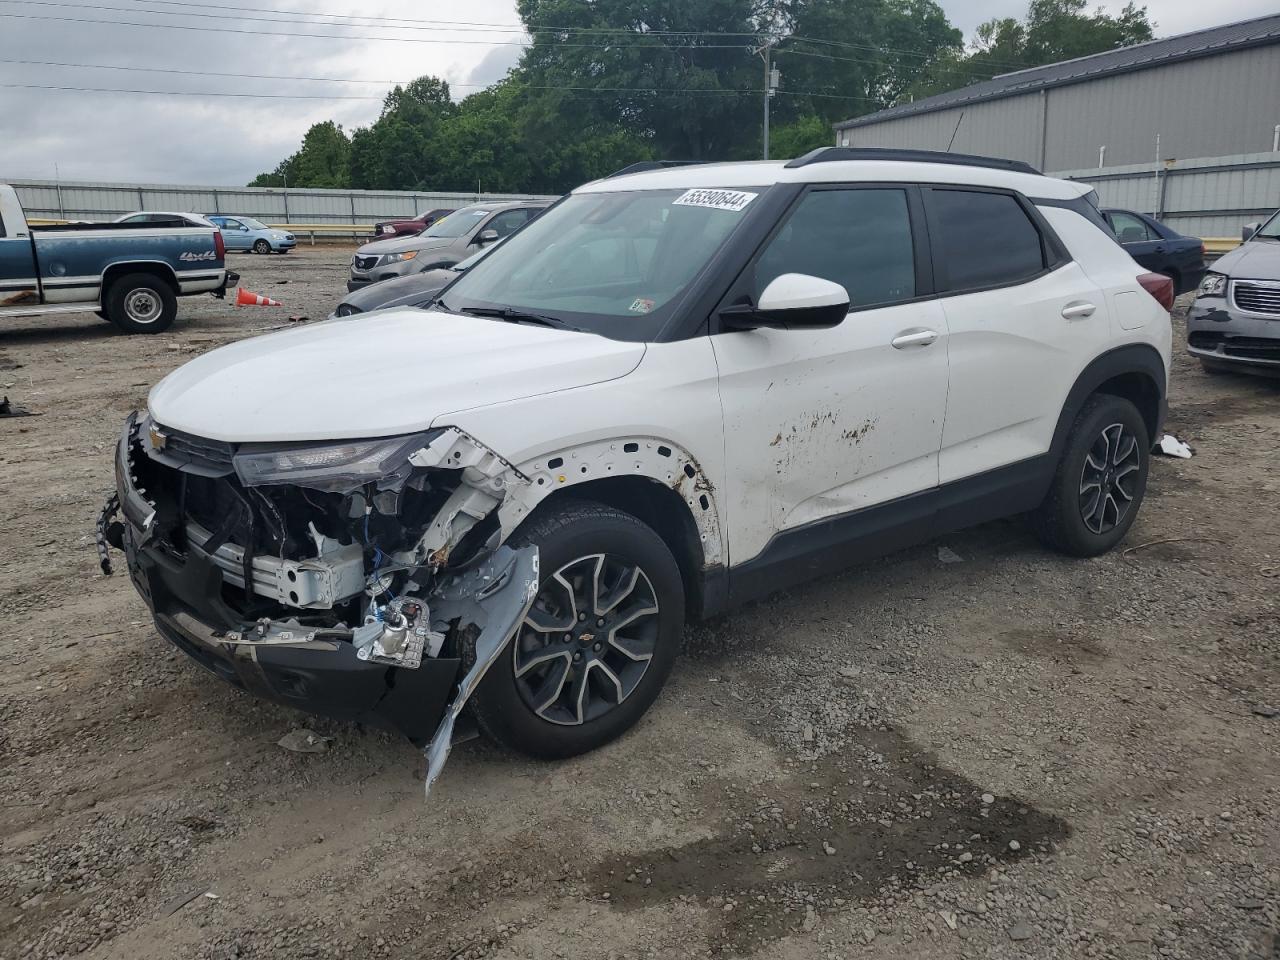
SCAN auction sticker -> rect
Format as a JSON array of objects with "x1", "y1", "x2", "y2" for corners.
[
  {"x1": 673, "y1": 189, "x2": 758, "y2": 212},
  {"x1": 629, "y1": 298, "x2": 656, "y2": 314}
]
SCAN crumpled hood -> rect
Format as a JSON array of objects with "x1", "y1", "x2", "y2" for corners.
[
  {"x1": 1213, "y1": 240, "x2": 1280, "y2": 278},
  {"x1": 148, "y1": 309, "x2": 645, "y2": 442},
  {"x1": 357, "y1": 234, "x2": 454, "y2": 256}
]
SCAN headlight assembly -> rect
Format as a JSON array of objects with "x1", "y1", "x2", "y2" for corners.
[
  {"x1": 381, "y1": 250, "x2": 418, "y2": 265},
  {"x1": 1197, "y1": 273, "x2": 1227, "y2": 298},
  {"x1": 233, "y1": 430, "x2": 443, "y2": 492}
]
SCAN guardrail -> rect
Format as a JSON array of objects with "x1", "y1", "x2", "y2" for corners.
[
  {"x1": 27, "y1": 218, "x2": 377, "y2": 244},
  {"x1": 1203, "y1": 237, "x2": 1241, "y2": 256}
]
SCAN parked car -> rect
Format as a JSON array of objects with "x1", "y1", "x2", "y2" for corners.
[
  {"x1": 1102, "y1": 208, "x2": 1205, "y2": 295},
  {"x1": 98, "y1": 148, "x2": 1171, "y2": 793},
  {"x1": 0, "y1": 183, "x2": 238, "y2": 333},
  {"x1": 348, "y1": 200, "x2": 552, "y2": 290},
  {"x1": 372, "y1": 207, "x2": 454, "y2": 240},
  {"x1": 1186, "y1": 208, "x2": 1280, "y2": 375},
  {"x1": 114, "y1": 212, "x2": 219, "y2": 229},
  {"x1": 205, "y1": 215, "x2": 295, "y2": 254},
  {"x1": 330, "y1": 241, "x2": 502, "y2": 320}
]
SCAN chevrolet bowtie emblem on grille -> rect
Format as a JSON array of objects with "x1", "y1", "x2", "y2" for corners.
[{"x1": 149, "y1": 425, "x2": 168, "y2": 451}]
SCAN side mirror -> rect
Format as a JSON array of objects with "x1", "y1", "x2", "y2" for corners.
[
  {"x1": 240, "y1": 226, "x2": 250, "y2": 232},
  {"x1": 1242, "y1": 222, "x2": 1260, "y2": 241},
  {"x1": 720, "y1": 273, "x2": 850, "y2": 331},
  {"x1": 477, "y1": 229, "x2": 500, "y2": 244}
]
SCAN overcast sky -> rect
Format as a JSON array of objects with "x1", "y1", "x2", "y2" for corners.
[{"x1": 0, "y1": 0, "x2": 1273, "y2": 186}]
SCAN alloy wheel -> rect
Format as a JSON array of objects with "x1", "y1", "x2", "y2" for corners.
[
  {"x1": 1078, "y1": 422, "x2": 1141, "y2": 534},
  {"x1": 512, "y1": 554, "x2": 660, "y2": 726}
]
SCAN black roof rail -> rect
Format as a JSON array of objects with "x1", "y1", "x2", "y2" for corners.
[
  {"x1": 608, "y1": 160, "x2": 706, "y2": 178},
  {"x1": 784, "y1": 147, "x2": 1041, "y2": 176}
]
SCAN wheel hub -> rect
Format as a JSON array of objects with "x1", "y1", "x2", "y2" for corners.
[
  {"x1": 512, "y1": 553, "x2": 660, "y2": 726},
  {"x1": 1078, "y1": 421, "x2": 1141, "y2": 535}
]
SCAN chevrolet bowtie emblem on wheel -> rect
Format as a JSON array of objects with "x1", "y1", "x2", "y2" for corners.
[
  {"x1": 148, "y1": 425, "x2": 167, "y2": 451},
  {"x1": 579, "y1": 632, "x2": 595, "y2": 644}
]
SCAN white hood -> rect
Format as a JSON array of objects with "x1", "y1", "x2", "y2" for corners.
[{"x1": 148, "y1": 310, "x2": 645, "y2": 442}]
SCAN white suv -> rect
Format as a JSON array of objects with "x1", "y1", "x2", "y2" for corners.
[{"x1": 99, "y1": 148, "x2": 1173, "y2": 792}]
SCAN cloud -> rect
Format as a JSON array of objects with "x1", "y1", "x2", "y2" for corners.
[
  {"x1": 0, "y1": 0, "x2": 1272, "y2": 185},
  {"x1": 0, "y1": 0, "x2": 525, "y2": 184}
]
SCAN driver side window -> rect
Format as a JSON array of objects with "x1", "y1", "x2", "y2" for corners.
[
  {"x1": 754, "y1": 188, "x2": 916, "y2": 309},
  {"x1": 484, "y1": 209, "x2": 530, "y2": 239}
]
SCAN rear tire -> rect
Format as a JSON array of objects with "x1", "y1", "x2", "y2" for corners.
[
  {"x1": 469, "y1": 499, "x2": 684, "y2": 760},
  {"x1": 1030, "y1": 394, "x2": 1150, "y2": 557},
  {"x1": 104, "y1": 274, "x2": 176, "y2": 334}
]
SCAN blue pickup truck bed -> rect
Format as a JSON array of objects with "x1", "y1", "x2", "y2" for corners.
[{"x1": 0, "y1": 184, "x2": 238, "y2": 333}]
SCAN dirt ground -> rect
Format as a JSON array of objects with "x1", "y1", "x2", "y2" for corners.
[{"x1": 2, "y1": 247, "x2": 1277, "y2": 960}]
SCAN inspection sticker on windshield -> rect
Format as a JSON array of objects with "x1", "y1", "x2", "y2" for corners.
[
  {"x1": 629, "y1": 298, "x2": 656, "y2": 314},
  {"x1": 673, "y1": 189, "x2": 758, "y2": 213}
]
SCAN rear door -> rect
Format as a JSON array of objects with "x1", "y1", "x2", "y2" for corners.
[
  {"x1": 1106, "y1": 210, "x2": 1164, "y2": 272},
  {"x1": 0, "y1": 197, "x2": 40, "y2": 308},
  {"x1": 927, "y1": 186, "x2": 1108, "y2": 484}
]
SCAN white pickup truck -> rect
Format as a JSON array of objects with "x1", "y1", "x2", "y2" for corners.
[{"x1": 0, "y1": 184, "x2": 237, "y2": 333}]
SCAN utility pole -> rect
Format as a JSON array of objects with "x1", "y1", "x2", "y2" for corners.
[{"x1": 753, "y1": 38, "x2": 781, "y2": 160}]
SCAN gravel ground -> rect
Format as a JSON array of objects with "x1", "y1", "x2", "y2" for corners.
[{"x1": 1, "y1": 247, "x2": 1277, "y2": 960}]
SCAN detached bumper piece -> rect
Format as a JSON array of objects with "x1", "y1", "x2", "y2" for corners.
[{"x1": 98, "y1": 413, "x2": 540, "y2": 797}]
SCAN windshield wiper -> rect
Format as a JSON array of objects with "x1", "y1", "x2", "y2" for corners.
[{"x1": 456, "y1": 305, "x2": 586, "y2": 333}]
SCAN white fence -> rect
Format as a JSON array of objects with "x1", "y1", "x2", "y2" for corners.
[
  {"x1": 7, "y1": 178, "x2": 558, "y2": 238},
  {"x1": 1051, "y1": 151, "x2": 1280, "y2": 239}
]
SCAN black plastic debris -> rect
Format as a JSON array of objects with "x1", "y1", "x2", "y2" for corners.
[{"x1": 0, "y1": 395, "x2": 37, "y2": 418}]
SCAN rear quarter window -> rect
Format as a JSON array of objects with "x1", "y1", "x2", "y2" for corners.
[{"x1": 927, "y1": 189, "x2": 1048, "y2": 292}]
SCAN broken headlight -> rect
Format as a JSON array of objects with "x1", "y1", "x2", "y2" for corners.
[{"x1": 233, "y1": 430, "x2": 442, "y2": 492}]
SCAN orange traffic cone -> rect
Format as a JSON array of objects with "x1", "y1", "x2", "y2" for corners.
[{"x1": 235, "y1": 287, "x2": 282, "y2": 307}]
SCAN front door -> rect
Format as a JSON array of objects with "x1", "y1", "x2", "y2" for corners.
[
  {"x1": 0, "y1": 209, "x2": 40, "y2": 309},
  {"x1": 712, "y1": 185, "x2": 949, "y2": 568},
  {"x1": 217, "y1": 218, "x2": 251, "y2": 251}
]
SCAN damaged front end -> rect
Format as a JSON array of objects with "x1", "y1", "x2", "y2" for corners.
[{"x1": 98, "y1": 413, "x2": 538, "y2": 796}]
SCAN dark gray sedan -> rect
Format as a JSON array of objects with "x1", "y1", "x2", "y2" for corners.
[{"x1": 329, "y1": 241, "x2": 503, "y2": 320}]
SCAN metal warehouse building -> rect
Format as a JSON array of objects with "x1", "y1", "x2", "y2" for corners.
[{"x1": 833, "y1": 14, "x2": 1280, "y2": 237}]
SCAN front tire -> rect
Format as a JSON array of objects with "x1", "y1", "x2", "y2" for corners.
[
  {"x1": 469, "y1": 500, "x2": 684, "y2": 760},
  {"x1": 253, "y1": 239, "x2": 272, "y2": 254},
  {"x1": 1030, "y1": 394, "x2": 1150, "y2": 557},
  {"x1": 104, "y1": 274, "x2": 177, "y2": 334}
]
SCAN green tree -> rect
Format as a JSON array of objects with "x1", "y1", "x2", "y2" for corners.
[
  {"x1": 768, "y1": 114, "x2": 833, "y2": 158},
  {"x1": 250, "y1": 121, "x2": 350, "y2": 188}
]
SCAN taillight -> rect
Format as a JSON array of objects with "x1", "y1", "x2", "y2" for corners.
[
  {"x1": 1137, "y1": 272, "x2": 1174, "y2": 312},
  {"x1": 214, "y1": 229, "x2": 225, "y2": 260}
]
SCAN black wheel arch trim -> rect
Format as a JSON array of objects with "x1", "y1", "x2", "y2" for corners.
[{"x1": 1048, "y1": 343, "x2": 1166, "y2": 460}]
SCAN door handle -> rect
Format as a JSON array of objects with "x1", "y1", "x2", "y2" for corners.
[
  {"x1": 891, "y1": 328, "x2": 939, "y2": 349},
  {"x1": 1061, "y1": 302, "x2": 1096, "y2": 320}
]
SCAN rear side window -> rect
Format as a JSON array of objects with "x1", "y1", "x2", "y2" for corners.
[
  {"x1": 753, "y1": 188, "x2": 916, "y2": 309},
  {"x1": 1109, "y1": 211, "x2": 1152, "y2": 243},
  {"x1": 928, "y1": 189, "x2": 1046, "y2": 292}
]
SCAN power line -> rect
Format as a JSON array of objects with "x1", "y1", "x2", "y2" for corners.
[
  {"x1": 0, "y1": 10, "x2": 760, "y2": 47},
  {"x1": 96, "y1": 0, "x2": 765, "y2": 39},
  {"x1": 0, "y1": 79, "x2": 881, "y2": 102}
]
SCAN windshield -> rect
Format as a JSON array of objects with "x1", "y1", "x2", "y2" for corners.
[
  {"x1": 439, "y1": 188, "x2": 759, "y2": 338},
  {"x1": 422, "y1": 207, "x2": 488, "y2": 238},
  {"x1": 1255, "y1": 209, "x2": 1280, "y2": 240},
  {"x1": 239, "y1": 218, "x2": 269, "y2": 231}
]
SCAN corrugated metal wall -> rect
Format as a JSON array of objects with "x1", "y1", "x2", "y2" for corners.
[
  {"x1": 840, "y1": 95, "x2": 1048, "y2": 166},
  {"x1": 8, "y1": 179, "x2": 557, "y2": 226},
  {"x1": 836, "y1": 44, "x2": 1280, "y2": 173},
  {"x1": 1055, "y1": 152, "x2": 1280, "y2": 238}
]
